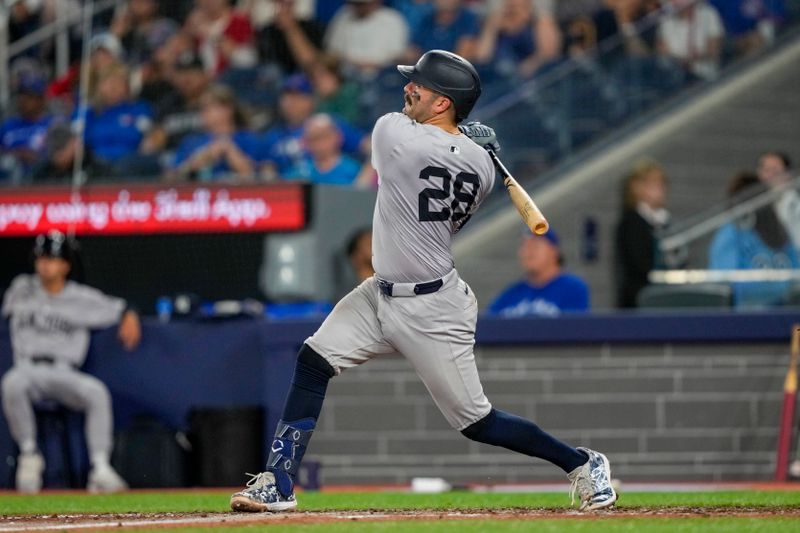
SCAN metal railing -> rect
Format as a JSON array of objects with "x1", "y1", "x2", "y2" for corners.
[
  {"x1": 0, "y1": 0, "x2": 120, "y2": 111},
  {"x1": 658, "y1": 176, "x2": 800, "y2": 254},
  {"x1": 649, "y1": 176, "x2": 800, "y2": 284}
]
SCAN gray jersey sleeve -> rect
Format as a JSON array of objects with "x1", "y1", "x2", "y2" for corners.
[{"x1": 66, "y1": 283, "x2": 127, "y2": 329}]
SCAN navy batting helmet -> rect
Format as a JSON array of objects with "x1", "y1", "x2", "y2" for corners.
[
  {"x1": 397, "y1": 50, "x2": 481, "y2": 122},
  {"x1": 33, "y1": 230, "x2": 77, "y2": 264}
]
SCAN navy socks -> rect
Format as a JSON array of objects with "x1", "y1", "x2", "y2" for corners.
[
  {"x1": 267, "y1": 345, "x2": 335, "y2": 495},
  {"x1": 461, "y1": 409, "x2": 588, "y2": 473}
]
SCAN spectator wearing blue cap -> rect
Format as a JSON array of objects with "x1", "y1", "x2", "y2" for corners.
[
  {"x1": 0, "y1": 74, "x2": 53, "y2": 182},
  {"x1": 487, "y1": 229, "x2": 590, "y2": 317},
  {"x1": 258, "y1": 74, "x2": 367, "y2": 180}
]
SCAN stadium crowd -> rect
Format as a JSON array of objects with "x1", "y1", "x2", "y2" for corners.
[{"x1": 1, "y1": 0, "x2": 793, "y2": 185}]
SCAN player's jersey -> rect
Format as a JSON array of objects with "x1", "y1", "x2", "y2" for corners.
[
  {"x1": 371, "y1": 113, "x2": 495, "y2": 282},
  {"x1": 2, "y1": 275, "x2": 126, "y2": 367}
]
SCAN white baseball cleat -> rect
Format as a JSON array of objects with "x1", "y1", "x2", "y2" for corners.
[
  {"x1": 567, "y1": 447, "x2": 618, "y2": 511},
  {"x1": 16, "y1": 452, "x2": 45, "y2": 494},
  {"x1": 230, "y1": 472, "x2": 298, "y2": 512},
  {"x1": 87, "y1": 464, "x2": 128, "y2": 493}
]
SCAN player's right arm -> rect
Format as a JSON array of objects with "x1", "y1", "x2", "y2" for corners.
[
  {"x1": 70, "y1": 284, "x2": 128, "y2": 329},
  {"x1": 1, "y1": 275, "x2": 31, "y2": 318}
]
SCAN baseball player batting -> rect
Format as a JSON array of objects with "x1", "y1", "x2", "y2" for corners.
[
  {"x1": 230, "y1": 50, "x2": 617, "y2": 512},
  {"x1": 1, "y1": 231, "x2": 138, "y2": 493}
]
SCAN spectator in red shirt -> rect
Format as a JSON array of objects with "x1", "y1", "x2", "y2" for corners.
[{"x1": 184, "y1": 0, "x2": 258, "y2": 75}]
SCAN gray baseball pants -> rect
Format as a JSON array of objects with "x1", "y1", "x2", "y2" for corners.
[
  {"x1": 306, "y1": 269, "x2": 493, "y2": 431},
  {"x1": 1, "y1": 361, "x2": 113, "y2": 457}
]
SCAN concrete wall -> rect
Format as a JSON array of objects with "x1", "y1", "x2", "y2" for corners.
[{"x1": 310, "y1": 342, "x2": 787, "y2": 485}]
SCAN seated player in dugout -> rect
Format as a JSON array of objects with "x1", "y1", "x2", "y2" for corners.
[
  {"x1": 488, "y1": 229, "x2": 590, "y2": 317},
  {"x1": 1, "y1": 231, "x2": 140, "y2": 493},
  {"x1": 230, "y1": 50, "x2": 616, "y2": 513}
]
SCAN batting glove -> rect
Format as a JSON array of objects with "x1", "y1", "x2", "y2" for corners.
[{"x1": 458, "y1": 121, "x2": 501, "y2": 153}]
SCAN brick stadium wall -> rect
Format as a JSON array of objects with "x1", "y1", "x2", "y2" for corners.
[{"x1": 310, "y1": 342, "x2": 787, "y2": 485}]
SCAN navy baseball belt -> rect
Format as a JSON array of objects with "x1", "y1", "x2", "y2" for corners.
[
  {"x1": 29, "y1": 355, "x2": 78, "y2": 369},
  {"x1": 377, "y1": 270, "x2": 456, "y2": 297}
]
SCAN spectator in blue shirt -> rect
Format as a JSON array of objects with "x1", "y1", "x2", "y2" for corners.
[
  {"x1": 170, "y1": 84, "x2": 260, "y2": 182},
  {"x1": 0, "y1": 74, "x2": 52, "y2": 182},
  {"x1": 392, "y1": 0, "x2": 435, "y2": 32},
  {"x1": 259, "y1": 74, "x2": 367, "y2": 180},
  {"x1": 709, "y1": 0, "x2": 785, "y2": 55},
  {"x1": 709, "y1": 172, "x2": 799, "y2": 308},
  {"x1": 79, "y1": 63, "x2": 159, "y2": 179},
  {"x1": 283, "y1": 114, "x2": 361, "y2": 186},
  {"x1": 405, "y1": 0, "x2": 480, "y2": 61},
  {"x1": 475, "y1": 0, "x2": 562, "y2": 80},
  {"x1": 488, "y1": 229, "x2": 590, "y2": 317}
]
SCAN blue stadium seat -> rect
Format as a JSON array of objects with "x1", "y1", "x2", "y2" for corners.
[{"x1": 636, "y1": 283, "x2": 733, "y2": 309}]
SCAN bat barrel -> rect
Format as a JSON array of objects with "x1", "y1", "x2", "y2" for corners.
[{"x1": 775, "y1": 325, "x2": 800, "y2": 481}]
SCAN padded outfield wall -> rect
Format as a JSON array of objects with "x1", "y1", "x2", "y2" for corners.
[{"x1": 0, "y1": 311, "x2": 796, "y2": 488}]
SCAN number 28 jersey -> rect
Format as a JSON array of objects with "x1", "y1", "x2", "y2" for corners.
[{"x1": 371, "y1": 112, "x2": 496, "y2": 283}]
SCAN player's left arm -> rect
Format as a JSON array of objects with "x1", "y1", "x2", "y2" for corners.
[
  {"x1": 72, "y1": 285, "x2": 129, "y2": 329},
  {"x1": 1, "y1": 275, "x2": 28, "y2": 318},
  {"x1": 370, "y1": 113, "x2": 417, "y2": 173},
  {"x1": 117, "y1": 308, "x2": 141, "y2": 351}
]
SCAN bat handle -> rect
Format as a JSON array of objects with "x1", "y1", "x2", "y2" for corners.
[{"x1": 487, "y1": 149, "x2": 511, "y2": 180}]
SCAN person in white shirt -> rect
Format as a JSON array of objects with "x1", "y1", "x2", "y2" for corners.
[
  {"x1": 657, "y1": 0, "x2": 724, "y2": 80},
  {"x1": 757, "y1": 151, "x2": 800, "y2": 252},
  {"x1": 324, "y1": 0, "x2": 409, "y2": 76}
]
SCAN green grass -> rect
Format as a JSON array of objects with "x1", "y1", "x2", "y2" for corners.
[
  {"x1": 0, "y1": 490, "x2": 799, "y2": 515},
  {"x1": 1, "y1": 490, "x2": 799, "y2": 532},
  {"x1": 153, "y1": 520, "x2": 800, "y2": 533}
]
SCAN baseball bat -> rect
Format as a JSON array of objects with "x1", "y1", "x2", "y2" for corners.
[
  {"x1": 775, "y1": 325, "x2": 800, "y2": 481},
  {"x1": 487, "y1": 149, "x2": 549, "y2": 235}
]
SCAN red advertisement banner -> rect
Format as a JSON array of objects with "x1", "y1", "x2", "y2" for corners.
[{"x1": 0, "y1": 183, "x2": 306, "y2": 236}]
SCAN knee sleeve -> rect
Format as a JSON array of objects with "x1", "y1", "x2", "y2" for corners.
[
  {"x1": 297, "y1": 344, "x2": 336, "y2": 378},
  {"x1": 278, "y1": 344, "x2": 333, "y2": 437},
  {"x1": 461, "y1": 409, "x2": 497, "y2": 442}
]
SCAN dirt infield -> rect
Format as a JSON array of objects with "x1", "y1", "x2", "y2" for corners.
[{"x1": 2, "y1": 507, "x2": 800, "y2": 531}]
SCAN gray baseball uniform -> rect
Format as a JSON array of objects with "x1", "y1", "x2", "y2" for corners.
[
  {"x1": 307, "y1": 112, "x2": 496, "y2": 430},
  {"x1": 1, "y1": 274, "x2": 126, "y2": 457}
]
